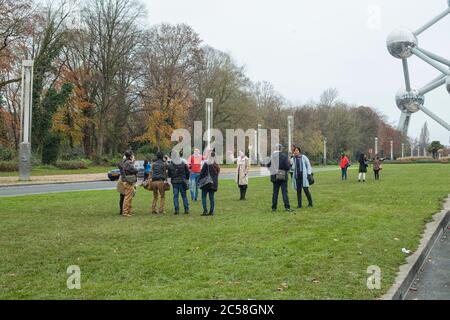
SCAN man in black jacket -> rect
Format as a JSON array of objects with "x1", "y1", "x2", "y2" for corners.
[
  {"x1": 118, "y1": 150, "x2": 138, "y2": 217},
  {"x1": 168, "y1": 151, "x2": 191, "y2": 215},
  {"x1": 267, "y1": 144, "x2": 292, "y2": 212}
]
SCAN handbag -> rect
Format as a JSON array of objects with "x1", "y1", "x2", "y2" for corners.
[
  {"x1": 163, "y1": 182, "x2": 171, "y2": 191},
  {"x1": 124, "y1": 175, "x2": 137, "y2": 184},
  {"x1": 308, "y1": 173, "x2": 315, "y2": 186},
  {"x1": 199, "y1": 165, "x2": 214, "y2": 189},
  {"x1": 142, "y1": 179, "x2": 154, "y2": 191},
  {"x1": 275, "y1": 169, "x2": 287, "y2": 181}
]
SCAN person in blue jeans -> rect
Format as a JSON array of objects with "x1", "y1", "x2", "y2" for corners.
[
  {"x1": 199, "y1": 150, "x2": 220, "y2": 216},
  {"x1": 168, "y1": 151, "x2": 190, "y2": 215},
  {"x1": 188, "y1": 148, "x2": 204, "y2": 201}
]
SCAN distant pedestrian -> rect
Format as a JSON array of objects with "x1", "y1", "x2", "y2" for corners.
[
  {"x1": 150, "y1": 152, "x2": 168, "y2": 214},
  {"x1": 290, "y1": 146, "x2": 313, "y2": 208},
  {"x1": 373, "y1": 155, "x2": 383, "y2": 180},
  {"x1": 358, "y1": 153, "x2": 368, "y2": 182},
  {"x1": 339, "y1": 153, "x2": 350, "y2": 181},
  {"x1": 268, "y1": 144, "x2": 292, "y2": 212},
  {"x1": 187, "y1": 148, "x2": 204, "y2": 202},
  {"x1": 199, "y1": 150, "x2": 220, "y2": 216},
  {"x1": 168, "y1": 151, "x2": 190, "y2": 215},
  {"x1": 144, "y1": 160, "x2": 151, "y2": 181},
  {"x1": 117, "y1": 150, "x2": 138, "y2": 217}
]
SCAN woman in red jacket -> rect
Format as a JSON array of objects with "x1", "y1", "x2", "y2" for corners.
[{"x1": 339, "y1": 154, "x2": 350, "y2": 181}]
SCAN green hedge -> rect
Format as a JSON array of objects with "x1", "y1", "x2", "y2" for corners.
[
  {"x1": 55, "y1": 161, "x2": 88, "y2": 170},
  {"x1": 0, "y1": 161, "x2": 18, "y2": 172}
]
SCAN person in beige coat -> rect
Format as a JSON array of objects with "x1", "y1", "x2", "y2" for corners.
[{"x1": 235, "y1": 151, "x2": 250, "y2": 200}]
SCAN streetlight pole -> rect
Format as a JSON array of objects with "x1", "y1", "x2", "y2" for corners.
[
  {"x1": 19, "y1": 60, "x2": 34, "y2": 181},
  {"x1": 324, "y1": 137, "x2": 327, "y2": 166},
  {"x1": 205, "y1": 98, "x2": 213, "y2": 149},
  {"x1": 257, "y1": 124, "x2": 262, "y2": 164},
  {"x1": 401, "y1": 143, "x2": 405, "y2": 158},
  {"x1": 390, "y1": 140, "x2": 394, "y2": 160},
  {"x1": 287, "y1": 116, "x2": 294, "y2": 155},
  {"x1": 375, "y1": 137, "x2": 379, "y2": 155}
]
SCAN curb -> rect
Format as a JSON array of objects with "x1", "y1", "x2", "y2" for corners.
[
  {"x1": 382, "y1": 195, "x2": 450, "y2": 300},
  {"x1": 0, "y1": 179, "x2": 109, "y2": 188}
]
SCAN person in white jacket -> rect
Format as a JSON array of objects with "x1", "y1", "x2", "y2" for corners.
[{"x1": 290, "y1": 146, "x2": 313, "y2": 208}]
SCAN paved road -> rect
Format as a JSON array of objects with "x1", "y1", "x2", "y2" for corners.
[
  {"x1": 0, "y1": 168, "x2": 338, "y2": 197},
  {"x1": 405, "y1": 222, "x2": 450, "y2": 300}
]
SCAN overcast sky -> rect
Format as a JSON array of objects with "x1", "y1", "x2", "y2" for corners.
[{"x1": 143, "y1": 0, "x2": 450, "y2": 144}]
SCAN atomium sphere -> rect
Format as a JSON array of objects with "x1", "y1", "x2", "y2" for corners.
[
  {"x1": 387, "y1": 28, "x2": 418, "y2": 59},
  {"x1": 446, "y1": 76, "x2": 450, "y2": 94},
  {"x1": 396, "y1": 88, "x2": 424, "y2": 113}
]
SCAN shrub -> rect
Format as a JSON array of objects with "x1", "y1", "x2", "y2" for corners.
[
  {"x1": 0, "y1": 161, "x2": 18, "y2": 172},
  {"x1": 42, "y1": 134, "x2": 61, "y2": 165},
  {"x1": 55, "y1": 161, "x2": 88, "y2": 170},
  {"x1": 0, "y1": 145, "x2": 15, "y2": 161}
]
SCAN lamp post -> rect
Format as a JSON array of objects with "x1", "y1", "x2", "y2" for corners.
[
  {"x1": 257, "y1": 124, "x2": 262, "y2": 164},
  {"x1": 324, "y1": 137, "x2": 327, "y2": 165},
  {"x1": 375, "y1": 137, "x2": 379, "y2": 155},
  {"x1": 401, "y1": 143, "x2": 405, "y2": 158},
  {"x1": 19, "y1": 60, "x2": 34, "y2": 181},
  {"x1": 205, "y1": 98, "x2": 213, "y2": 149},
  {"x1": 390, "y1": 140, "x2": 394, "y2": 160},
  {"x1": 287, "y1": 116, "x2": 294, "y2": 155}
]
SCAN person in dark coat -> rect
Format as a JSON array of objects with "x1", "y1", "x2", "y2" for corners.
[
  {"x1": 199, "y1": 150, "x2": 220, "y2": 216},
  {"x1": 150, "y1": 152, "x2": 168, "y2": 214},
  {"x1": 267, "y1": 144, "x2": 292, "y2": 212},
  {"x1": 118, "y1": 150, "x2": 138, "y2": 217},
  {"x1": 168, "y1": 151, "x2": 191, "y2": 215},
  {"x1": 358, "y1": 153, "x2": 369, "y2": 182}
]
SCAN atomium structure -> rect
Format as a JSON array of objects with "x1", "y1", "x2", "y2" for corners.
[{"x1": 387, "y1": 0, "x2": 450, "y2": 134}]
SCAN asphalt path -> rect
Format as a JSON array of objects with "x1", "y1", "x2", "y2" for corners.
[{"x1": 0, "y1": 168, "x2": 338, "y2": 197}]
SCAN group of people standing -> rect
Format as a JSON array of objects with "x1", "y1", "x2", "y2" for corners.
[
  {"x1": 116, "y1": 149, "x2": 222, "y2": 217},
  {"x1": 339, "y1": 153, "x2": 385, "y2": 182}
]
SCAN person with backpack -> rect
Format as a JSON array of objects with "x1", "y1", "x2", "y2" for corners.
[
  {"x1": 150, "y1": 152, "x2": 168, "y2": 214},
  {"x1": 168, "y1": 151, "x2": 191, "y2": 215},
  {"x1": 290, "y1": 146, "x2": 313, "y2": 209},
  {"x1": 267, "y1": 144, "x2": 292, "y2": 213},
  {"x1": 339, "y1": 153, "x2": 350, "y2": 181},
  {"x1": 117, "y1": 150, "x2": 138, "y2": 217},
  {"x1": 199, "y1": 150, "x2": 220, "y2": 216}
]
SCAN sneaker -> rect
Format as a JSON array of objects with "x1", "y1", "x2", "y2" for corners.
[
  {"x1": 209, "y1": 212, "x2": 214, "y2": 216},
  {"x1": 184, "y1": 212, "x2": 189, "y2": 215},
  {"x1": 174, "y1": 212, "x2": 180, "y2": 215},
  {"x1": 285, "y1": 208, "x2": 292, "y2": 212},
  {"x1": 272, "y1": 209, "x2": 277, "y2": 213},
  {"x1": 201, "y1": 211, "x2": 208, "y2": 216}
]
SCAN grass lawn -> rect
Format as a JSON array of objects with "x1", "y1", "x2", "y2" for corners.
[
  {"x1": 0, "y1": 164, "x2": 449, "y2": 299},
  {"x1": 0, "y1": 166, "x2": 115, "y2": 177}
]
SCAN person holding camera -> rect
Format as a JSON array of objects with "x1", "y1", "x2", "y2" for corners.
[
  {"x1": 150, "y1": 152, "x2": 168, "y2": 214},
  {"x1": 290, "y1": 146, "x2": 313, "y2": 209},
  {"x1": 118, "y1": 150, "x2": 138, "y2": 217},
  {"x1": 267, "y1": 144, "x2": 292, "y2": 213},
  {"x1": 339, "y1": 153, "x2": 350, "y2": 181}
]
